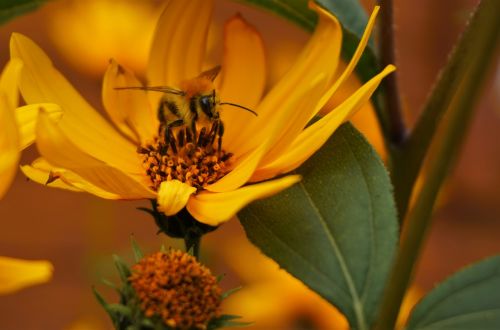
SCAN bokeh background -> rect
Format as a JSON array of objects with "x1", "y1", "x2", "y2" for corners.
[{"x1": 0, "y1": 0, "x2": 498, "y2": 329}]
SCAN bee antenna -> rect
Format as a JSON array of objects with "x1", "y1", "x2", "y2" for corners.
[
  {"x1": 114, "y1": 86, "x2": 185, "y2": 96},
  {"x1": 220, "y1": 102, "x2": 258, "y2": 116}
]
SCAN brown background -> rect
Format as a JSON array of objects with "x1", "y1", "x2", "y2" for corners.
[{"x1": 0, "y1": 0, "x2": 498, "y2": 329}]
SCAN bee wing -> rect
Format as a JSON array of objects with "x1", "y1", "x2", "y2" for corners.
[
  {"x1": 198, "y1": 65, "x2": 221, "y2": 82},
  {"x1": 114, "y1": 86, "x2": 185, "y2": 95}
]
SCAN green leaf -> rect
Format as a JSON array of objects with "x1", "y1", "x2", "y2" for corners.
[
  {"x1": 221, "y1": 286, "x2": 242, "y2": 300},
  {"x1": 130, "y1": 236, "x2": 144, "y2": 262},
  {"x1": 216, "y1": 315, "x2": 244, "y2": 322},
  {"x1": 113, "y1": 254, "x2": 131, "y2": 283},
  {"x1": 92, "y1": 286, "x2": 109, "y2": 309},
  {"x1": 209, "y1": 314, "x2": 253, "y2": 330},
  {"x1": 239, "y1": 123, "x2": 398, "y2": 329},
  {"x1": 406, "y1": 256, "x2": 500, "y2": 329},
  {"x1": 107, "y1": 304, "x2": 132, "y2": 318},
  {"x1": 0, "y1": 0, "x2": 48, "y2": 25}
]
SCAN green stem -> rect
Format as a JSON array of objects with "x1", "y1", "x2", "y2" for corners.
[
  {"x1": 375, "y1": 1, "x2": 499, "y2": 328},
  {"x1": 183, "y1": 232, "x2": 200, "y2": 258},
  {"x1": 390, "y1": 0, "x2": 500, "y2": 219},
  {"x1": 378, "y1": 0, "x2": 406, "y2": 146},
  {"x1": 190, "y1": 236, "x2": 201, "y2": 259}
]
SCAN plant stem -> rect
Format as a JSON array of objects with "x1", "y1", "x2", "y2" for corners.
[
  {"x1": 378, "y1": 0, "x2": 406, "y2": 146},
  {"x1": 192, "y1": 237, "x2": 201, "y2": 259},
  {"x1": 375, "y1": 1, "x2": 499, "y2": 328},
  {"x1": 184, "y1": 235, "x2": 201, "y2": 259},
  {"x1": 390, "y1": 0, "x2": 500, "y2": 219}
]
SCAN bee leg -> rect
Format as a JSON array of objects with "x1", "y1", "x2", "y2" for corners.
[
  {"x1": 217, "y1": 121, "x2": 225, "y2": 154},
  {"x1": 157, "y1": 99, "x2": 167, "y2": 122},
  {"x1": 167, "y1": 129, "x2": 177, "y2": 154},
  {"x1": 190, "y1": 121, "x2": 197, "y2": 140},
  {"x1": 197, "y1": 127, "x2": 207, "y2": 146},
  {"x1": 164, "y1": 119, "x2": 184, "y2": 151},
  {"x1": 185, "y1": 127, "x2": 193, "y2": 143},
  {"x1": 208, "y1": 121, "x2": 219, "y2": 147}
]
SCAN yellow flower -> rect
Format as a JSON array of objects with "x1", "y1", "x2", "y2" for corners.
[
  {"x1": 0, "y1": 59, "x2": 53, "y2": 294},
  {"x1": 0, "y1": 256, "x2": 53, "y2": 295},
  {"x1": 47, "y1": 0, "x2": 158, "y2": 76},
  {"x1": 12, "y1": 0, "x2": 394, "y2": 226},
  {"x1": 0, "y1": 59, "x2": 21, "y2": 199}
]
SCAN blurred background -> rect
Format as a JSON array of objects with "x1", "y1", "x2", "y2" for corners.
[{"x1": 0, "y1": 0, "x2": 498, "y2": 329}]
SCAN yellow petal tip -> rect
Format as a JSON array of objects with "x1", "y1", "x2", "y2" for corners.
[{"x1": 157, "y1": 180, "x2": 197, "y2": 216}]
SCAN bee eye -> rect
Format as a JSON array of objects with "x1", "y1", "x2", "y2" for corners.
[{"x1": 199, "y1": 96, "x2": 214, "y2": 117}]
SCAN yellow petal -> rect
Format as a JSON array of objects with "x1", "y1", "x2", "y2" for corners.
[
  {"x1": 147, "y1": 0, "x2": 213, "y2": 87},
  {"x1": 0, "y1": 94, "x2": 19, "y2": 199},
  {"x1": 0, "y1": 256, "x2": 53, "y2": 295},
  {"x1": 206, "y1": 74, "x2": 326, "y2": 193},
  {"x1": 20, "y1": 158, "x2": 126, "y2": 199},
  {"x1": 218, "y1": 14, "x2": 266, "y2": 151},
  {"x1": 36, "y1": 110, "x2": 155, "y2": 199},
  {"x1": 15, "y1": 103, "x2": 63, "y2": 150},
  {"x1": 228, "y1": 1, "x2": 342, "y2": 158},
  {"x1": 205, "y1": 142, "x2": 268, "y2": 193},
  {"x1": 315, "y1": 6, "x2": 380, "y2": 115},
  {"x1": 321, "y1": 60, "x2": 386, "y2": 158},
  {"x1": 187, "y1": 175, "x2": 301, "y2": 226},
  {"x1": 252, "y1": 65, "x2": 395, "y2": 181},
  {"x1": 10, "y1": 33, "x2": 140, "y2": 173},
  {"x1": 157, "y1": 180, "x2": 196, "y2": 216},
  {"x1": 102, "y1": 59, "x2": 157, "y2": 144},
  {"x1": 21, "y1": 158, "x2": 82, "y2": 192},
  {"x1": 260, "y1": 4, "x2": 379, "y2": 164},
  {"x1": 0, "y1": 58, "x2": 22, "y2": 109}
]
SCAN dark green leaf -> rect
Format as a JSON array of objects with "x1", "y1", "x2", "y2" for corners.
[
  {"x1": 219, "y1": 321, "x2": 253, "y2": 328},
  {"x1": 107, "y1": 304, "x2": 132, "y2": 318},
  {"x1": 209, "y1": 314, "x2": 253, "y2": 330},
  {"x1": 406, "y1": 256, "x2": 500, "y2": 330},
  {"x1": 239, "y1": 123, "x2": 398, "y2": 329},
  {"x1": 113, "y1": 254, "x2": 131, "y2": 283},
  {"x1": 0, "y1": 0, "x2": 48, "y2": 25},
  {"x1": 216, "y1": 315, "x2": 244, "y2": 322}
]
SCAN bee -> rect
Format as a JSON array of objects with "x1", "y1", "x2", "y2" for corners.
[{"x1": 115, "y1": 65, "x2": 257, "y2": 152}]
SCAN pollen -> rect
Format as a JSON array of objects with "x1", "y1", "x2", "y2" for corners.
[
  {"x1": 129, "y1": 250, "x2": 222, "y2": 330},
  {"x1": 139, "y1": 122, "x2": 232, "y2": 191}
]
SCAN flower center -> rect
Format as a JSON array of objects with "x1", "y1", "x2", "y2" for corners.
[
  {"x1": 129, "y1": 250, "x2": 222, "y2": 329},
  {"x1": 138, "y1": 122, "x2": 232, "y2": 191}
]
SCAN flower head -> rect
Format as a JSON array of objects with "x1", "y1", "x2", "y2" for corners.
[
  {"x1": 12, "y1": 0, "x2": 394, "y2": 226},
  {"x1": 129, "y1": 250, "x2": 222, "y2": 329}
]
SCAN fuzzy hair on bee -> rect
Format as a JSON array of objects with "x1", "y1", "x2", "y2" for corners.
[{"x1": 115, "y1": 65, "x2": 257, "y2": 152}]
